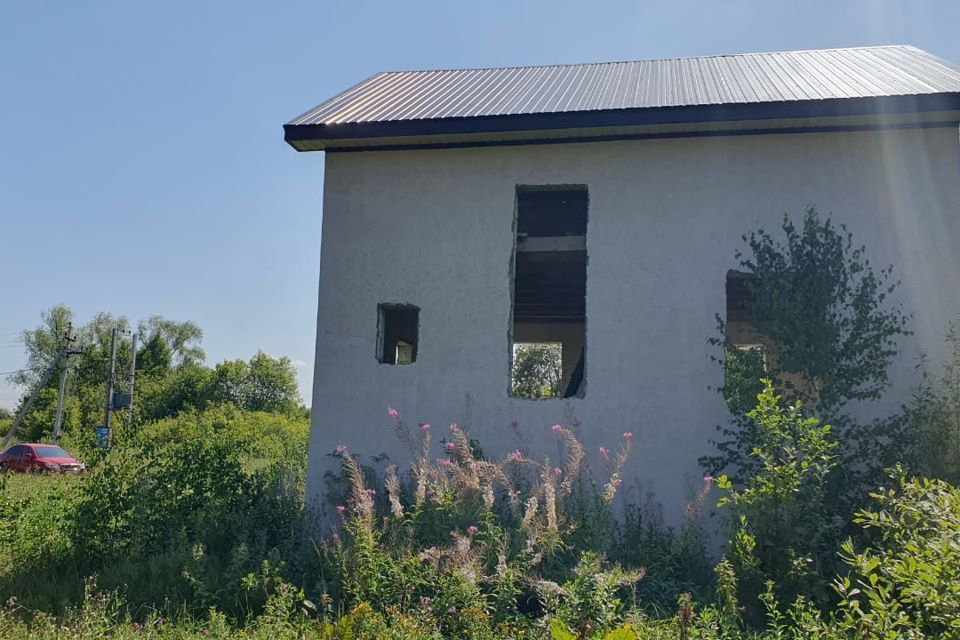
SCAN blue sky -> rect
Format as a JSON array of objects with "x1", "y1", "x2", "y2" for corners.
[{"x1": 2, "y1": 1, "x2": 959, "y2": 410}]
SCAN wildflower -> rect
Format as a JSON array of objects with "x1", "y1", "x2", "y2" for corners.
[
  {"x1": 438, "y1": 458, "x2": 451, "y2": 467},
  {"x1": 419, "y1": 596, "x2": 432, "y2": 608},
  {"x1": 366, "y1": 489, "x2": 376, "y2": 497},
  {"x1": 419, "y1": 423, "x2": 431, "y2": 431},
  {"x1": 599, "y1": 446, "x2": 609, "y2": 461},
  {"x1": 551, "y1": 424, "x2": 564, "y2": 433},
  {"x1": 467, "y1": 525, "x2": 479, "y2": 535},
  {"x1": 449, "y1": 422, "x2": 460, "y2": 431},
  {"x1": 704, "y1": 475, "x2": 714, "y2": 485},
  {"x1": 444, "y1": 442, "x2": 456, "y2": 452},
  {"x1": 447, "y1": 606, "x2": 457, "y2": 614},
  {"x1": 509, "y1": 449, "x2": 523, "y2": 462},
  {"x1": 554, "y1": 467, "x2": 563, "y2": 477},
  {"x1": 133, "y1": 622, "x2": 142, "y2": 631},
  {"x1": 334, "y1": 445, "x2": 347, "y2": 455},
  {"x1": 622, "y1": 431, "x2": 633, "y2": 439},
  {"x1": 388, "y1": 406, "x2": 399, "y2": 419},
  {"x1": 385, "y1": 464, "x2": 398, "y2": 474},
  {"x1": 336, "y1": 505, "x2": 346, "y2": 515}
]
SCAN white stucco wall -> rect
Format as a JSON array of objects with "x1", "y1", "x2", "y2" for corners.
[{"x1": 306, "y1": 124, "x2": 960, "y2": 527}]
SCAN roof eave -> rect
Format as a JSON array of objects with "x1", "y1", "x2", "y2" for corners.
[{"x1": 284, "y1": 93, "x2": 960, "y2": 152}]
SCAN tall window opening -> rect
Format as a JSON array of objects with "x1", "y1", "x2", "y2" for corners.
[
  {"x1": 510, "y1": 187, "x2": 587, "y2": 399},
  {"x1": 723, "y1": 270, "x2": 767, "y2": 412},
  {"x1": 378, "y1": 304, "x2": 419, "y2": 364}
]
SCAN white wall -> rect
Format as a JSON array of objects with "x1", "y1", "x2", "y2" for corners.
[{"x1": 306, "y1": 124, "x2": 960, "y2": 527}]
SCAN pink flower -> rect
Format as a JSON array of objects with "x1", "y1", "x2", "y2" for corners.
[
  {"x1": 467, "y1": 525, "x2": 479, "y2": 535},
  {"x1": 449, "y1": 422, "x2": 460, "y2": 431},
  {"x1": 551, "y1": 424, "x2": 564, "y2": 433},
  {"x1": 509, "y1": 449, "x2": 523, "y2": 462},
  {"x1": 599, "y1": 446, "x2": 609, "y2": 461},
  {"x1": 704, "y1": 475, "x2": 714, "y2": 485},
  {"x1": 622, "y1": 431, "x2": 633, "y2": 440},
  {"x1": 336, "y1": 505, "x2": 346, "y2": 515},
  {"x1": 447, "y1": 606, "x2": 457, "y2": 614},
  {"x1": 385, "y1": 464, "x2": 398, "y2": 474},
  {"x1": 554, "y1": 467, "x2": 563, "y2": 477},
  {"x1": 444, "y1": 442, "x2": 456, "y2": 452},
  {"x1": 419, "y1": 423, "x2": 431, "y2": 431},
  {"x1": 419, "y1": 596, "x2": 432, "y2": 608},
  {"x1": 334, "y1": 445, "x2": 347, "y2": 455},
  {"x1": 366, "y1": 489, "x2": 376, "y2": 497},
  {"x1": 388, "y1": 406, "x2": 399, "y2": 419},
  {"x1": 438, "y1": 458, "x2": 451, "y2": 467}
]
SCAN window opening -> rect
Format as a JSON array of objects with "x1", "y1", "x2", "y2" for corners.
[
  {"x1": 510, "y1": 187, "x2": 587, "y2": 398},
  {"x1": 723, "y1": 270, "x2": 769, "y2": 412},
  {"x1": 378, "y1": 304, "x2": 419, "y2": 364}
]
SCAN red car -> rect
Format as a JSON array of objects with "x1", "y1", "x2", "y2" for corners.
[{"x1": 0, "y1": 444, "x2": 85, "y2": 474}]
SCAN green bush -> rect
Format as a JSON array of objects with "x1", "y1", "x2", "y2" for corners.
[
  {"x1": 715, "y1": 380, "x2": 841, "y2": 619},
  {"x1": 832, "y1": 467, "x2": 960, "y2": 638},
  {"x1": 0, "y1": 406, "x2": 308, "y2": 619}
]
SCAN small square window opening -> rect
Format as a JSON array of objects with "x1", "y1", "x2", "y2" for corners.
[{"x1": 378, "y1": 304, "x2": 419, "y2": 365}]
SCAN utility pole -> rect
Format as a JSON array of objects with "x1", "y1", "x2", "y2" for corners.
[
  {"x1": 127, "y1": 333, "x2": 137, "y2": 427},
  {"x1": 52, "y1": 325, "x2": 80, "y2": 444},
  {"x1": 103, "y1": 326, "x2": 119, "y2": 448}
]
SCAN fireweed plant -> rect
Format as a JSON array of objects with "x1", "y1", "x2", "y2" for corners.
[{"x1": 321, "y1": 408, "x2": 642, "y2": 635}]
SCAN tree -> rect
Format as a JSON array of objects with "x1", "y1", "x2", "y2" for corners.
[
  {"x1": 725, "y1": 207, "x2": 910, "y2": 415},
  {"x1": 511, "y1": 343, "x2": 562, "y2": 399},
  {"x1": 136, "y1": 330, "x2": 173, "y2": 375},
  {"x1": 10, "y1": 305, "x2": 74, "y2": 388},
  {"x1": 209, "y1": 352, "x2": 300, "y2": 413},
  {"x1": 137, "y1": 316, "x2": 205, "y2": 367},
  {"x1": 246, "y1": 351, "x2": 301, "y2": 413},
  {"x1": 705, "y1": 207, "x2": 911, "y2": 496}
]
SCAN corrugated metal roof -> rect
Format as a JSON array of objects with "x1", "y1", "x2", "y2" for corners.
[{"x1": 285, "y1": 45, "x2": 960, "y2": 150}]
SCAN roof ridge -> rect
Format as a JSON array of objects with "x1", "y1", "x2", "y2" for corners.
[{"x1": 378, "y1": 44, "x2": 915, "y2": 76}]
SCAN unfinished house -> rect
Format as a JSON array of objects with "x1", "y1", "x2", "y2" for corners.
[{"x1": 285, "y1": 46, "x2": 960, "y2": 523}]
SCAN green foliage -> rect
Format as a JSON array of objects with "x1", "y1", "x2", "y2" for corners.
[
  {"x1": 734, "y1": 207, "x2": 909, "y2": 413},
  {"x1": 539, "y1": 552, "x2": 643, "y2": 638},
  {"x1": 832, "y1": 467, "x2": 960, "y2": 638},
  {"x1": 0, "y1": 405, "x2": 309, "y2": 619},
  {"x1": 7, "y1": 307, "x2": 302, "y2": 447},
  {"x1": 208, "y1": 352, "x2": 301, "y2": 413},
  {"x1": 613, "y1": 499, "x2": 712, "y2": 611},
  {"x1": 706, "y1": 207, "x2": 911, "y2": 490},
  {"x1": 721, "y1": 347, "x2": 767, "y2": 416},
  {"x1": 5, "y1": 300, "x2": 960, "y2": 639},
  {"x1": 888, "y1": 321, "x2": 960, "y2": 486},
  {"x1": 137, "y1": 315, "x2": 205, "y2": 368},
  {"x1": 715, "y1": 380, "x2": 840, "y2": 618},
  {"x1": 512, "y1": 343, "x2": 563, "y2": 399}
]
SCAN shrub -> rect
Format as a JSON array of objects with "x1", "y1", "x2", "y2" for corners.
[
  {"x1": 832, "y1": 467, "x2": 960, "y2": 638},
  {"x1": 715, "y1": 380, "x2": 840, "y2": 619},
  {"x1": 0, "y1": 406, "x2": 308, "y2": 619}
]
